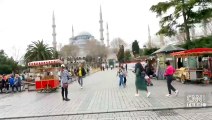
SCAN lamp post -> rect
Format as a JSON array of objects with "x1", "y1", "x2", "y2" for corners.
[
  {"x1": 97, "y1": 57, "x2": 100, "y2": 70},
  {"x1": 143, "y1": 45, "x2": 146, "y2": 56}
]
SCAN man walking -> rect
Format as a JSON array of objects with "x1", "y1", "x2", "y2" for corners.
[
  {"x1": 60, "y1": 64, "x2": 71, "y2": 101},
  {"x1": 77, "y1": 63, "x2": 86, "y2": 89}
]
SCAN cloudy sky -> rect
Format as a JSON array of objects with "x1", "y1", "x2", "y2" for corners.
[{"x1": 0, "y1": 0, "x2": 162, "y2": 60}]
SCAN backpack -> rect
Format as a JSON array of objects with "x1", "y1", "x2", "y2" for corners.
[
  {"x1": 22, "y1": 74, "x2": 25, "y2": 80},
  {"x1": 82, "y1": 68, "x2": 86, "y2": 76}
]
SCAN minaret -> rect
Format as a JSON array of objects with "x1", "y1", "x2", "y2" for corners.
[
  {"x1": 148, "y1": 25, "x2": 152, "y2": 48},
  {"x1": 52, "y1": 11, "x2": 57, "y2": 50},
  {"x1": 72, "y1": 25, "x2": 74, "y2": 38},
  {"x1": 159, "y1": 16, "x2": 165, "y2": 46},
  {"x1": 99, "y1": 5, "x2": 104, "y2": 45},
  {"x1": 106, "y1": 23, "x2": 110, "y2": 47}
]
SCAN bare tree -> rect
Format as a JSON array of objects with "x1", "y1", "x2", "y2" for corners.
[
  {"x1": 110, "y1": 38, "x2": 127, "y2": 49},
  {"x1": 12, "y1": 46, "x2": 20, "y2": 62},
  {"x1": 84, "y1": 39, "x2": 108, "y2": 59},
  {"x1": 110, "y1": 37, "x2": 127, "y2": 54},
  {"x1": 206, "y1": 18, "x2": 212, "y2": 35},
  {"x1": 60, "y1": 44, "x2": 79, "y2": 58}
]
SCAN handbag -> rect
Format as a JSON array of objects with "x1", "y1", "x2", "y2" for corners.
[
  {"x1": 62, "y1": 83, "x2": 68, "y2": 88},
  {"x1": 145, "y1": 75, "x2": 149, "y2": 80}
]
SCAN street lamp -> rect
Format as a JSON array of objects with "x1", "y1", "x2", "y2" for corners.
[
  {"x1": 143, "y1": 45, "x2": 147, "y2": 56},
  {"x1": 143, "y1": 45, "x2": 146, "y2": 49}
]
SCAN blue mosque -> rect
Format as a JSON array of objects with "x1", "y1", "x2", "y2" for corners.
[
  {"x1": 69, "y1": 31, "x2": 96, "y2": 57},
  {"x1": 52, "y1": 6, "x2": 110, "y2": 58}
]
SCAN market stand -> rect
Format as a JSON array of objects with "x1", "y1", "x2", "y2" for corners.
[
  {"x1": 28, "y1": 59, "x2": 63, "y2": 92},
  {"x1": 171, "y1": 48, "x2": 212, "y2": 84}
]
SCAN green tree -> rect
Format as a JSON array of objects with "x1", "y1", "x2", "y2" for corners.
[
  {"x1": 150, "y1": 0, "x2": 212, "y2": 46},
  {"x1": 24, "y1": 40, "x2": 54, "y2": 64},
  {"x1": 117, "y1": 45, "x2": 125, "y2": 63},
  {"x1": 139, "y1": 49, "x2": 144, "y2": 56},
  {"x1": 143, "y1": 48, "x2": 159, "y2": 56},
  {"x1": 53, "y1": 50, "x2": 59, "y2": 59},
  {"x1": 132, "y1": 40, "x2": 140, "y2": 56},
  {"x1": 124, "y1": 50, "x2": 132, "y2": 61},
  {"x1": 0, "y1": 50, "x2": 20, "y2": 74}
]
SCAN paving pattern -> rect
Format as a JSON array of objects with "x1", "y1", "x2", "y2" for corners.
[
  {"x1": 0, "y1": 68, "x2": 212, "y2": 119},
  {"x1": 5, "y1": 108, "x2": 212, "y2": 120}
]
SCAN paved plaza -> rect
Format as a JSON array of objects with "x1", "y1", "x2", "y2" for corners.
[
  {"x1": 7, "y1": 108, "x2": 212, "y2": 120},
  {"x1": 0, "y1": 68, "x2": 212, "y2": 119}
]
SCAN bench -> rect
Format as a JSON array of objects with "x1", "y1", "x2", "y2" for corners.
[{"x1": 22, "y1": 81, "x2": 36, "y2": 91}]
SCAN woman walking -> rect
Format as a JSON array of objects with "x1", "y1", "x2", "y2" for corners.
[
  {"x1": 134, "y1": 62, "x2": 151, "y2": 97},
  {"x1": 164, "y1": 61, "x2": 178, "y2": 97},
  {"x1": 60, "y1": 64, "x2": 71, "y2": 101},
  {"x1": 117, "y1": 66, "x2": 125, "y2": 87}
]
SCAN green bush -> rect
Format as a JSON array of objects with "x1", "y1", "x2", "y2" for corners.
[{"x1": 180, "y1": 36, "x2": 212, "y2": 49}]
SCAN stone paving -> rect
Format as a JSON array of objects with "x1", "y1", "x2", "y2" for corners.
[
  {"x1": 7, "y1": 108, "x2": 212, "y2": 120},
  {"x1": 0, "y1": 68, "x2": 212, "y2": 119}
]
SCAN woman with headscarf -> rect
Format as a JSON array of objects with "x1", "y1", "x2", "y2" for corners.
[{"x1": 134, "y1": 62, "x2": 151, "y2": 97}]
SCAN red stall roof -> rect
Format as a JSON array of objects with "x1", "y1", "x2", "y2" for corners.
[
  {"x1": 171, "y1": 48, "x2": 212, "y2": 57},
  {"x1": 28, "y1": 59, "x2": 63, "y2": 67}
]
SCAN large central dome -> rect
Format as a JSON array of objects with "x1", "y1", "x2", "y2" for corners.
[
  {"x1": 78, "y1": 31, "x2": 92, "y2": 36},
  {"x1": 72, "y1": 31, "x2": 94, "y2": 41}
]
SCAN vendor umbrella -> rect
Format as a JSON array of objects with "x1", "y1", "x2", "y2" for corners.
[{"x1": 152, "y1": 44, "x2": 185, "y2": 55}]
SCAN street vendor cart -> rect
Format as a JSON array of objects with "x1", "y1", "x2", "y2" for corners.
[
  {"x1": 171, "y1": 48, "x2": 212, "y2": 84},
  {"x1": 28, "y1": 59, "x2": 63, "y2": 92}
]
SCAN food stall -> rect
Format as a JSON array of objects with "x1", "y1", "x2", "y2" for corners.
[
  {"x1": 171, "y1": 48, "x2": 212, "y2": 84},
  {"x1": 28, "y1": 59, "x2": 63, "y2": 92},
  {"x1": 152, "y1": 44, "x2": 185, "y2": 80}
]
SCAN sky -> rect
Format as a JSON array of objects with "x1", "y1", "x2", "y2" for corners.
[{"x1": 0, "y1": 0, "x2": 162, "y2": 61}]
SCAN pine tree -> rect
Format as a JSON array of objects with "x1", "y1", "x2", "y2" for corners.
[
  {"x1": 117, "y1": 45, "x2": 125, "y2": 63},
  {"x1": 132, "y1": 40, "x2": 140, "y2": 57}
]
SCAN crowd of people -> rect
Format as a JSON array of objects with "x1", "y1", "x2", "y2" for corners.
[{"x1": 0, "y1": 74, "x2": 25, "y2": 93}]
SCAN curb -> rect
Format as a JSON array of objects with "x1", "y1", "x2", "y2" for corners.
[{"x1": 2, "y1": 106, "x2": 212, "y2": 119}]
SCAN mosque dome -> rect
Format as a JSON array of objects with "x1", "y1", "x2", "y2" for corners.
[
  {"x1": 74, "y1": 31, "x2": 94, "y2": 41},
  {"x1": 78, "y1": 31, "x2": 92, "y2": 36}
]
